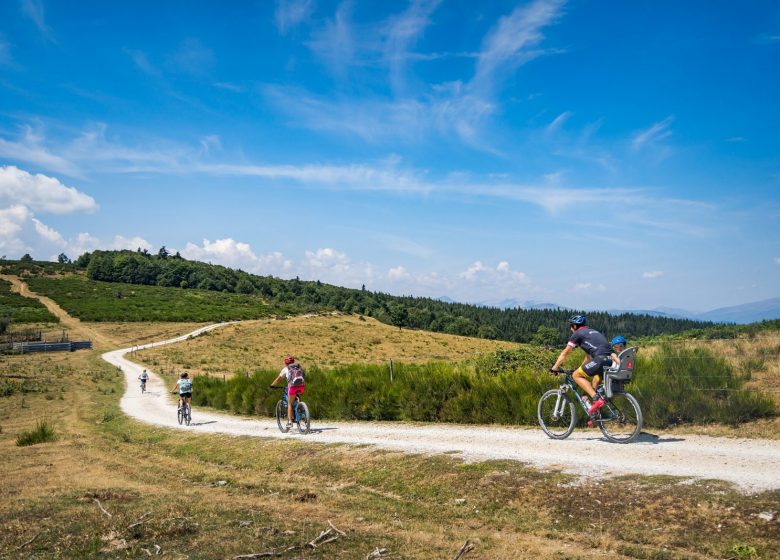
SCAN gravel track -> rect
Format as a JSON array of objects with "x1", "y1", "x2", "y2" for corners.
[{"x1": 106, "y1": 324, "x2": 780, "y2": 493}]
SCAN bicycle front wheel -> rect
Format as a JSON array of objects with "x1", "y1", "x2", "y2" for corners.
[
  {"x1": 276, "y1": 400, "x2": 289, "y2": 433},
  {"x1": 296, "y1": 402, "x2": 310, "y2": 435},
  {"x1": 177, "y1": 406, "x2": 184, "y2": 425},
  {"x1": 538, "y1": 389, "x2": 576, "y2": 439},
  {"x1": 597, "y1": 393, "x2": 642, "y2": 443}
]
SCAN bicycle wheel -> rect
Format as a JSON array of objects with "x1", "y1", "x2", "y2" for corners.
[
  {"x1": 276, "y1": 400, "x2": 289, "y2": 433},
  {"x1": 295, "y1": 402, "x2": 310, "y2": 434},
  {"x1": 177, "y1": 405, "x2": 184, "y2": 425},
  {"x1": 597, "y1": 393, "x2": 642, "y2": 443},
  {"x1": 538, "y1": 389, "x2": 576, "y2": 439},
  {"x1": 185, "y1": 403, "x2": 191, "y2": 426}
]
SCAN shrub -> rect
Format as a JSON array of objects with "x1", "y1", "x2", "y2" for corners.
[{"x1": 16, "y1": 420, "x2": 58, "y2": 446}]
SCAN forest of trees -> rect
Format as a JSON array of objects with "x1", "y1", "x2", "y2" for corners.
[{"x1": 44, "y1": 248, "x2": 713, "y2": 344}]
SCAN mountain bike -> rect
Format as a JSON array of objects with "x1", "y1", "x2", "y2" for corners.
[
  {"x1": 538, "y1": 368, "x2": 643, "y2": 443},
  {"x1": 271, "y1": 386, "x2": 310, "y2": 434},
  {"x1": 177, "y1": 399, "x2": 191, "y2": 426}
]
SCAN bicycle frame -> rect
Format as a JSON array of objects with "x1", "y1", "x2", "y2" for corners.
[{"x1": 554, "y1": 370, "x2": 628, "y2": 424}]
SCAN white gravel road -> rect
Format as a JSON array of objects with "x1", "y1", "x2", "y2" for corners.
[{"x1": 105, "y1": 324, "x2": 780, "y2": 493}]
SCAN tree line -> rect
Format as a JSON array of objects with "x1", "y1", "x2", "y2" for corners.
[{"x1": 9, "y1": 249, "x2": 715, "y2": 344}]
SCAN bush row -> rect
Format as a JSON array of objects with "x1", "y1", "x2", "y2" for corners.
[{"x1": 192, "y1": 346, "x2": 775, "y2": 429}]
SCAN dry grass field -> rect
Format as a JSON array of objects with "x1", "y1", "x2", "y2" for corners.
[
  {"x1": 133, "y1": 313, "x2": 517, "y2": 377},
  {"x1": 2, "y1": 338, "x2": 779, "y2": 559}
]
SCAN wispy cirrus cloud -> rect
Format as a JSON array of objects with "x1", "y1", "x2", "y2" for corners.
[
  {"x1": 123, "y1": 48, "x2": 160, "y2": 76},
  {"x1": 275, "y1": 0, "x2": 314, "y2": 35},
  {"x1": 545, "y1": 110, "x2": 572, "y2": 135},
  {"x1": 774, "y1": 257, "x2": 780, "y2": 265},
  {"x1": 642, "y1": 271, "x2": 664, "y2": 279},
  {"x1": 168, "y1": 38, "x2": 215, "y2": 76},
  {"x1": 21, "y1": 0, "x2": 56, "y2": 43},
  {"x1": 383, "y1": 0, "x2": 442, "y2": 93},
  {"x1": 632, "y1": 116, "x2": 674, "y2": 150},
  {"x1": 307, "y1": 1, "x2": 355, "y2": 77}
]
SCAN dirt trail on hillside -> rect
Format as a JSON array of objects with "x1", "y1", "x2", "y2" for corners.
[
  {"x1": 106, "y1": 324, "x2": 780, "y2": 493},
  {"x1": 1, "y1": 274, "x2": 113, "y2": 347}
]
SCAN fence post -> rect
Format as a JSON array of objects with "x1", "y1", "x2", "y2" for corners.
[{"x1": 388, "y1": 359, "x2": 394, "y2": 383}]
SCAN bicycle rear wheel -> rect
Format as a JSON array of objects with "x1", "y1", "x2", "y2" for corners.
[
  {"x1": 184, "y1": 403, "x2": 191, "y2": 426},
  {"x1": 538, "y1": 389, "x2": 576, "y2": 439},
  {"x1": 597, "y1": 393, "x2": 642, "y2": 443},
  {"x1": 276, "y1": 400, "x2": 289, "y2": 433},
  {"x1": 295, "y1": 402, "x2": 310, "y2": 434}
]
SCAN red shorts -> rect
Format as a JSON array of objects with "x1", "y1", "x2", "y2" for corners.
[{"x1": 287, "y1": 385, "x2": 305, "y2": 398}]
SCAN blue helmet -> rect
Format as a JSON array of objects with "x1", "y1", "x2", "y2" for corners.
[
  {"x1": 568, "y1": 314, "x2": 587, "y2": 327},
  {"x1": 611, "y1": 336, "x2": 626, "y2": 346}
]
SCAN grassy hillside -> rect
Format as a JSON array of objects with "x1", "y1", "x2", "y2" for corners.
[
  {"x1": 1, "y1": 328, "x2": 778, "y2": 559},
  {"x1": 0, "y1": 278, "x2": 58, "y2": 325},
  {"x1": 25, "y1": 276, "x2": 296, "y2": 322},
  {"x1": 134, "y1": 314, "x2": 517, "y2": 375}
]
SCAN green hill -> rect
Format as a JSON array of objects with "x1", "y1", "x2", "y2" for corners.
[{"x1": 2, "y1": 251, "x2": 714, "y2": 342}]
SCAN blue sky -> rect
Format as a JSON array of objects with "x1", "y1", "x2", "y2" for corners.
[{"x1": 0, "y1": 0, "x2": 778, "y2": 312}]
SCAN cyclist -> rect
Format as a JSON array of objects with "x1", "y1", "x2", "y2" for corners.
[
  {"x1": 550, "y1": 315, "x2": 613, "y2": 415},
  {"x1": 138, "y1": 369, "x2": 149, "y2": 392},
  {"x1": 611, "y1": 335, "x2": 626, "y2": 357},
  {"x1": 170, "y1": 372, "x2": 193, "y2": 411},
  {"x1": 270, "y1": 355, "x2": 305, "y2": 430}
]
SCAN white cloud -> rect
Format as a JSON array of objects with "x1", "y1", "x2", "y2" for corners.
[
  {"x1": 0, "y1": 35, "x2": 12, "y2": 66},
  {"x1": 0, "y1": 165, "x2": 96, "y2": 213},
  {"x1": 573, "y1": 282, "x2": 606, "y2": 293},
  {"x1": 383, "y1": 0, "x2": 442, "y2": 93},
  {"x1": 471, "y1": 0, "x2": 564, "y2": 94},
  {"x1": 275, "y1": 0, "x2": 314, "y2": 34},
  {"x1": 307, "y1": 2, "x2": 355, "y2": 77},
  {"x1": 632, "y1": 116, "x2": 674, "y2": 150},
  {"x1": 124, "y1": 48, "x2": 159, "y2": 76},
  {"x1": 21, "y1": 0, "x2": 56, "y2": 43},
  {"x1": 545, "y1": 110, "x2": 572, "y2": 135},
  {"x1": 642, "y1": 271, "x2": 664, "y2": 279},
  {"x1": 388, "y1": 265, "x2": 410, "y2": 281},
  {"x1": 774, "y1": 257, "x2": 780, "y2": 265},
  {"x1": 459, "y1": 260, "x2": 530, "y2": 286},
  {"x1": 168, "y1": 38, "x2": 215, "y2": 76},
  {"x1": 0, "y1": 126, "x2": 83, "y2": 177},
  {"x1": 181, "y1": 238, "x2": 293, "y2": 276},
  {"x1": 32, "y1": 218, "x2": 65, "y2": 246}
]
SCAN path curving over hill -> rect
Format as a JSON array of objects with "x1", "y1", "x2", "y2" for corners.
[{"x1": 106, "y1": 324, "x2": 780, "y2": 493}]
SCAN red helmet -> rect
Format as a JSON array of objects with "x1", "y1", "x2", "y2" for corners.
[{"x1": 284, "y1": 355, "x2": 295, "y2": 365}]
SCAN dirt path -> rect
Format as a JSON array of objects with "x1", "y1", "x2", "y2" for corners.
[{"x1": 106, "y1": 324, "x2": 780, "y2": 493}]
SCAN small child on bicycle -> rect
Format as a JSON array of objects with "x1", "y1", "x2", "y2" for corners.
[
  {"x1": 171, "y1": 371, "x2": 193, "y2": 410},
  {"x1": 138, "y1": 369, "x2": 149, "y2": 390},
  {"x1": 270, "y1": 356, "x2": 305, "y2": 430}
]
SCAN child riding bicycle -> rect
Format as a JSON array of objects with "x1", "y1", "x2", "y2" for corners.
[
  {"x1": 138, "y1": 369, "x2": 149, "y2": 391},
  {"x1": 170, "y1": 372, "x2": 193, "y2": 410},
  {"x1": 270, "y1": 356, "x2": 305, "y2": 430}
]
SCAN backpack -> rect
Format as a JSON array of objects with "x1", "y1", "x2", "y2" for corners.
[{"x1": 287, "y1": 363, "x2": 305, "y2": 386}]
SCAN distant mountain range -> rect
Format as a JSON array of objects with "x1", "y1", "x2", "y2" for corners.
[{"x1": 440, "y1": 296, "x2": 780, "y2": 325}]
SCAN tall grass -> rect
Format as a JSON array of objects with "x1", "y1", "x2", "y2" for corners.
[
  {"x1": 193, "y1": 346, "x2": 774, "y2": 429},
  {"x1": 16, "y1": 420, "x2": 59, "y2": 446}
]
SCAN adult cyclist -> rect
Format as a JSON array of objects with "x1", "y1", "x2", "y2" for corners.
[
  {"x1": 138, "y1": 369, "x2": 149, "y2": 392},
  {"x1": 171, "y1": 372, "x2": 193, "y2": 412},
  {"x1": 550, "y1": 315, "x2": 613, "y2": 416}
]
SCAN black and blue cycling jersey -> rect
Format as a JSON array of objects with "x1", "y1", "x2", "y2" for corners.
[{"x1": 567, "y1": 326, "x2": 612, "y2": 358}]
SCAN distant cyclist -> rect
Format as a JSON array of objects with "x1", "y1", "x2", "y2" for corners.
[
  {"x1": 171, "y1": 372, "x2": 193, "y2": 411},
  {"x1": 270, "y1": 355, "x2": 305, "y2": 430},
  {"x1": 550, "y1": 315, "x2": 613, "y2": 416},
  {"x1": 138, "y1": 369, "x2": 149, "y2": 392}
]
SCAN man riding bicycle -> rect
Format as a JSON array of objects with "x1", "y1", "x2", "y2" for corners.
[
  {"x1": 138, "y1": 369, "x2": 149, "y2": 391},
  {"x1": 551, "y1": 315, "x2": 613, "y2": 416},
  {"x1": 270, "y1": 356, "x2": 305, "y2": 430},
  {"x1": 171, "y1": 372, "x2": 193, "y2": 410}
]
